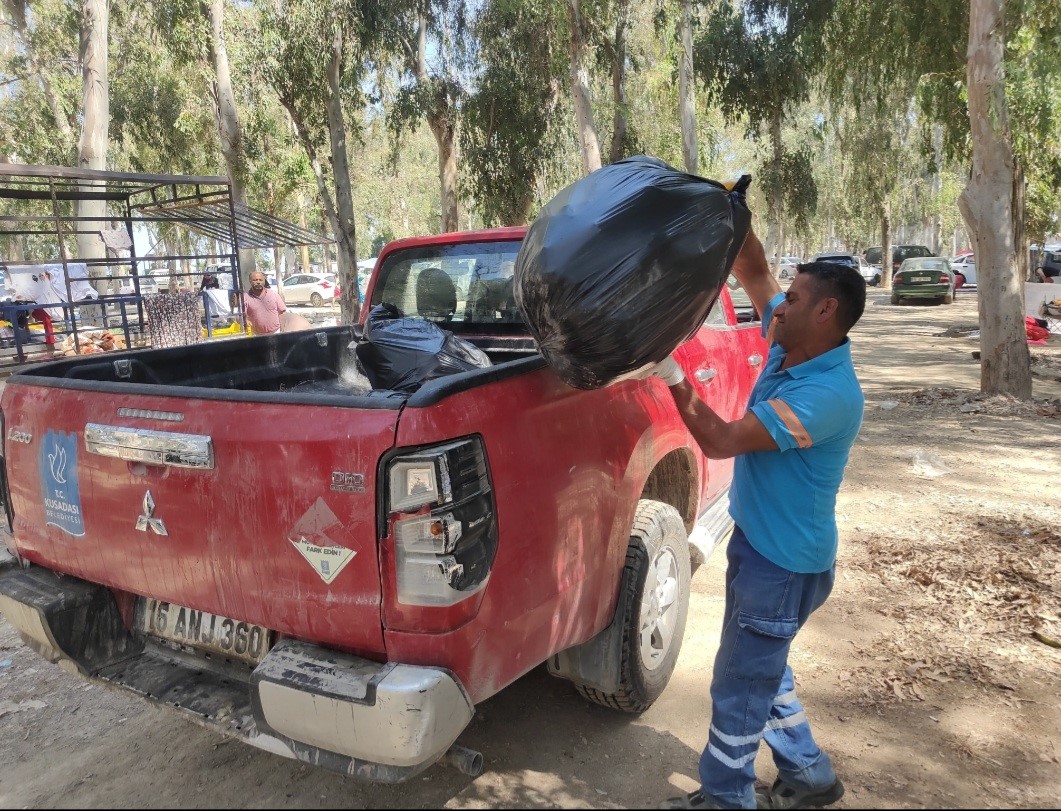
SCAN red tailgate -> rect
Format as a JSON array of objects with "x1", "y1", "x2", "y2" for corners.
[{"x1": 3, "y1": 383, "x2": 395, "y2": 658}]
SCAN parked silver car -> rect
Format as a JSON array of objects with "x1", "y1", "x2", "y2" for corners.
[{"x1": 278, "y1": 272, "x2": 337, "y2": 306}]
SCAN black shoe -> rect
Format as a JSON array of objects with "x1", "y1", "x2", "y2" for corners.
[
  {"x1": 755, "y1": 783, "x2": 774, "y2": 809},
  {"x1": 659, "y1": 790, "x2": 729, "y2": 810},
  {"x1": 766, "y1": 777, "x2": 844, "y2": 809}
]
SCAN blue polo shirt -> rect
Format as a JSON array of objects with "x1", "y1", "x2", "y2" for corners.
[{"x1": 729, "y1": 291, "x2": 864, "y2": 573}]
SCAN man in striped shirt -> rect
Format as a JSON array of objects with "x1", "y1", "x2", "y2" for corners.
[{"x1": 655, "y1": 231, "x2": 866, "y2": 810}]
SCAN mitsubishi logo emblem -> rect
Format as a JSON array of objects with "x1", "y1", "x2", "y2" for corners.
[{"x1": 135, "y1": 490, "x2": 168, "y2": 536}]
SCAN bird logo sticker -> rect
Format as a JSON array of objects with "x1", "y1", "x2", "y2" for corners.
[{"x1": 39, "y1": 431, "x2": 84, "y2": 537}]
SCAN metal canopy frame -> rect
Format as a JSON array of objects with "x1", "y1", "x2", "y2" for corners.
[{"x1": 0, "y1": 164, "x2": 331, "y2": 367}]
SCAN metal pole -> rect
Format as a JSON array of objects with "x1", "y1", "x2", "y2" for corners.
[
  {"x1": 123, "y1": 192, "x2": 145, "y2": 341},
  {"x1": 48, "y1": 178, "x2": 81, "y2": 356},
  {"x1": 224, "y1": 181, "x2": 245, "y2": 331}
]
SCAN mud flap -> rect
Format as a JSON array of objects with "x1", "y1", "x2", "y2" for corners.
[{"x1": 545, "y1": 543, "x2": 641, "y2": 694}]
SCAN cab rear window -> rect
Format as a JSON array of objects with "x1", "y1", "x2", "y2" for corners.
[{"x1": 371, "y1": 240, "x2": 524, "y2": 332}]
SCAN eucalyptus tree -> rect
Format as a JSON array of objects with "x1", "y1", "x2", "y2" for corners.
[
  {"x1": 2, "y1": 0, "x2": 76, "y2": 147},
  {"x1": 960, "y1": 0, "x2": 1029, "y2": 397},
  {"x1": 389, "y1": 0, "x2": 472, "y2": 232},
  {"x1": 460, "y1": 0, "x2": 567, "y2": 225},
  {"x1": 147, "y1": 0, "x2": 261, "y2": 280},
  {"x1": 822, "y1": 0, "x2": 1061, "y2": 397},
  {"x1": 565, "y1": 0, "x2": 602, "y2": 173},
  {"x1": 695, "y1": 0, "x2": 831, "y2": 274},
  {"x1": 676, "y1": 0, "x2": 697, "y2": 173},
  {"x1": 0, "y1": 0, "x2": 80, "y2": 166},
  {"x1": 259, "y1": 0, "x2": 400, "y2": 322},
  {"x1": 73, "y1": 0, "x2": 109, "y2": 287}
]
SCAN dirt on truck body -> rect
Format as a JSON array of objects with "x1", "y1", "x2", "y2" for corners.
[{"x1": 0, "y1": 227, "x2": 765, "y2": 782}]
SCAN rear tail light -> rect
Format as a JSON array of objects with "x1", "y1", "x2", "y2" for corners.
[
  {"x1": 384, "y1": 437, "x2": 497, "y2": 606},
  {"x1": 939, "y1": 274, "x2": 949, "y2": 284},
  {"x1": 320, "y1": 281, "x2": 332, "y2": 289}
]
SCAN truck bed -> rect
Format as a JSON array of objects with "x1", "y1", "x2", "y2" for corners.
[{"x1": 11, "y1": 326, "x2": 544, "y2": 407}]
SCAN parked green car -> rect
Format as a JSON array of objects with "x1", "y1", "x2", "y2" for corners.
[{"x1": 891, "y1": 257, "x2": 956, "y2": 305}]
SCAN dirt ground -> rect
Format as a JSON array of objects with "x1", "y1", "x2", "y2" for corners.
[{"x1": 0, "y1": 287, "x2": 1059, "y2": 809}]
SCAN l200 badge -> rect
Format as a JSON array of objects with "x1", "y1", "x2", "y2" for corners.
[{"x1": 7, "y1": 429, "x2": 32, "y2": 444}]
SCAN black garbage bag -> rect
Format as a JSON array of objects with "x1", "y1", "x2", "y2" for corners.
[
  {"x1": 355, "y1": 302, "x2": 491, "y2": 394},
  {"x1": 514, "y1": 155, "x2": 752, "y2": 389}
]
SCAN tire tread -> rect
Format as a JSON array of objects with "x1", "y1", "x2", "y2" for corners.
[{"x1": 574, "y1": 500, "x2": 688, "y2": 714}]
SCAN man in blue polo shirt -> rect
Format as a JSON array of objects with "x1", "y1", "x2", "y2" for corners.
[{"x1": 656, "y1": 230, "x2": 866, "y2": 810}]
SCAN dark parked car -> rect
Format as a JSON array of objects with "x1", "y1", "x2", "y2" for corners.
[
  {"x1": 891, "y1": 257, "x2": 956, "y2": 305},
  {"x1": 809, "y1": 252, "x2": 876, "y2": 283},
  {"x1": 864, "y1": 245, "x2": 935, "y2": 274}
]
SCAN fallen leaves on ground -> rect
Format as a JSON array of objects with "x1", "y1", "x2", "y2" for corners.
[
  {"x1": 890, "y1": 386, "x2": 1061, "y2": 419},
  {"x1": 843, "y1": 513, "x2": 1061, "y2": 705}
]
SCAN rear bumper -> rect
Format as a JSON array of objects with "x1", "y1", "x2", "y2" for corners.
[
  {"x1": 0, "y1": 565, "x2": 473, "y2": 782},
  {"x1": 894, "y1": 285, "x2": 949, "y2": 297}
]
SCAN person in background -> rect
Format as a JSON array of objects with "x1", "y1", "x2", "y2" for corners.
[
  {"x1": 242, "y1": 270, "x2": 286, "y2": 335},
  {"x1": 652, "y1": 233, "x2": 866, "y2": 810},
  {"x1": 1034, "y1": 264, "x2": 1058, "y2": 283}
]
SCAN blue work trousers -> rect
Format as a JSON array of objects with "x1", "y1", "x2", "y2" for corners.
[{"x1": 698, "y1": 526, "x2": 837, "y2": 809}]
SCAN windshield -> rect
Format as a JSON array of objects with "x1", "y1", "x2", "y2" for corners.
[
  {"x1": 902, "y1": 259, "x2": 949, "y2": 272},
  {"x1": 371, "y1": 239, "x2": 524, "y2": 331},
  {"x1": 815, "y1": 254, "x2": 857, "y2": 267}
]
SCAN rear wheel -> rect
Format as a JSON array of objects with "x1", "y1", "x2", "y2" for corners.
[
  {"x1": 779, "y1": 268, "x2": 790, "y2": 279},
  {"x1": 310, "y1": 292, "x2": 324, "y2": 307},
  {"x1": 873, "y1": 274, "x2": 881, "y2": 287},
  {"x1": 891, "y1": 293, "x2": 901, "y2": 305},
  {"x1": 575, "y1": 500, "x2": 691, "y2": 713}
]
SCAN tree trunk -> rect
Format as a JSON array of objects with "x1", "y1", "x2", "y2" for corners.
[
  {"x1": 678, "y1": 0, "x2": 697, "y2": 174},
  {"x1": 931, "y1": 125, "x2": 943, "y2": 254},
  {"x1": 958, "y1": 0, "x2": 1030, "y2": 398},
  {"x1": 763, "y1": 112, "x2": 783, "y2": 277},
  {"x1": 299, "y1": 209, "x2": 311, "y2": 272},
  {"x1": 204, "y1": 0, "x2": 255, "y2": 288},
  {"x1": 608, "y1": 0, "x2": 630, "y2": 164},
  {"x1": 567, "y1": 0, "x2": 602, "y2": 175},
  {"x1": 880, "y1": 200, "x2": 892, "y2": 289},
  {"x1": 412, "y1": 14, "x2": 459, "y2": 233},
  {"x1": 76, "y1": 0, "x2": 109, "y2": 300},
  {"x1": 325, "y1": 30, "x2": 360, "y2": 323},
  {"x1": 428, "y1": 110, "x2": 459, "y2": 232},
  {"x1": 1012, "y1": 159, "x2": 1029, "y2": 282}
]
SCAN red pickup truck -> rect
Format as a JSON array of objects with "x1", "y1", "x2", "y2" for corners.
[{"x1": 0, "y1": 227, "x2": 765, "y2": 782}]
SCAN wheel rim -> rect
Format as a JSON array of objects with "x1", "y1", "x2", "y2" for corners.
[
  {"x1": 311, "y1": 293, "x2": 322, "y2": 306},
  {"x1": 639, "y1": 546, "x2": 680, "y2": 671}
]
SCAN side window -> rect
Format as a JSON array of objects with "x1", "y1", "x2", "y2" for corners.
[{"x1": 704, "y1": 299, "x2": 728, "y2": 327}]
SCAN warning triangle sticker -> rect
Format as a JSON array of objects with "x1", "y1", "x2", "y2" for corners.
[
  {"x1": 290, "y1": 535, "x2": 356, "y2": 585},
  {"x1": 287, "y1": 498, "x2": 355, "y2": 585}
]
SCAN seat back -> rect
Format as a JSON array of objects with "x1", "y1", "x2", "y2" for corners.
[{"x1": 415, "y1": 267, "x2": 456, "y2": 320}]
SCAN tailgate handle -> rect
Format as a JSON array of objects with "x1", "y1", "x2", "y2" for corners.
[{"x1": 84, "y1": 423, "x2": 214, "y2": 470}]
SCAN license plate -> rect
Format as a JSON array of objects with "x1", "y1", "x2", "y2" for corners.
[
  {"x1": 138, "y1": 599, "x2": 272, "y2": 665},
  {"x1": 911, "y1": 275, "x2": 932, "y2": 283}
]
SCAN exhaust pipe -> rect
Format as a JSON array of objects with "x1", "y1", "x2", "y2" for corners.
[{"x1": 444, "y1": 744, "x2": 484, "y2": 777}]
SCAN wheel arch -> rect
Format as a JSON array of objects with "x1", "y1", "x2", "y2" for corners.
[{"x1": 639, "y1": 447, "x2": 699, "y2": 534}]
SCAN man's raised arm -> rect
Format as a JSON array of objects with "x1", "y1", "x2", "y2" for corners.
[{"x1": 730, "y1": 230, "x2": 782, "y2": 321}]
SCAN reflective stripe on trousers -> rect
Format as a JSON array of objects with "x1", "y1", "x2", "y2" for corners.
[{"x1": 697, "y1": 527, "x2": 837, "y2": 809}]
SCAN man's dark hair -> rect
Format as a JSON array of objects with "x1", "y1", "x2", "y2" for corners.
[{"x1": 795, "y1": 261, "x2": 866, "y2": 333}]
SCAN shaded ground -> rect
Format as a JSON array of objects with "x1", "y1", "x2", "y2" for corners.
[{"x1": 0, "y1": 287, "x2": 1059, "y2": 808}]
